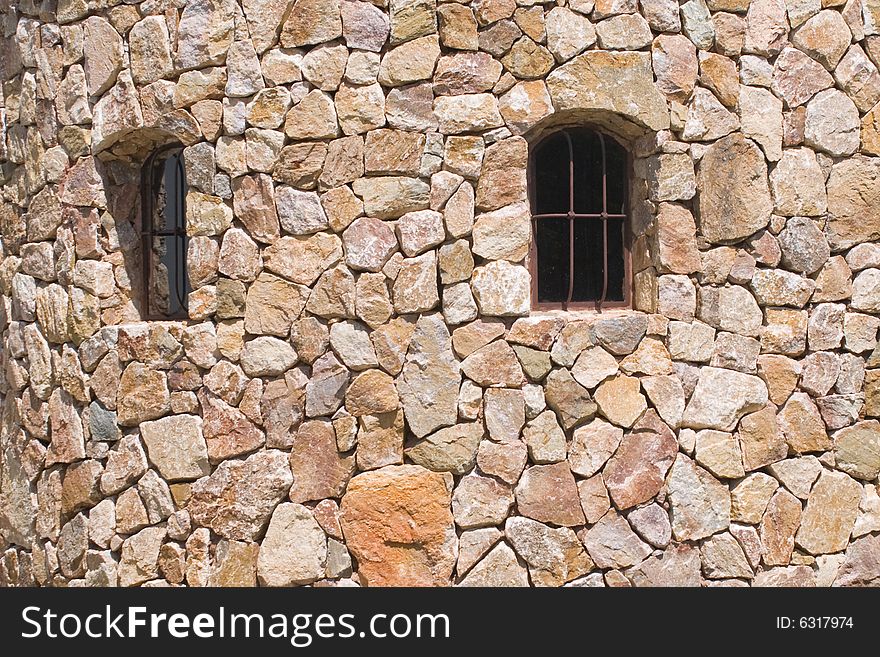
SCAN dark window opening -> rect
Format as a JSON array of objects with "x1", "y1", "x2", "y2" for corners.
[
  {"x1": 141, "y1": 145, "x2": 190, "y2": 319},
  {"x1": 530, "y1": 129, "x2": 630, "y2": 310}
]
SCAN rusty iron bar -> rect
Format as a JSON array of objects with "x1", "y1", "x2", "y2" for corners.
[
  {"x1": 598, "y1": 132, "x2": 609, "y2": 313},
  {"x1": 531, "y1": 212, "x2": 627, "y2": 219},
  {"x1": 564, "y1": 131, "x2": 575, "y2": 310}
]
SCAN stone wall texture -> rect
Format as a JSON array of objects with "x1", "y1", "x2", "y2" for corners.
[{"x1": 1, "y1": 0, "x2": 880, "y2": 587}]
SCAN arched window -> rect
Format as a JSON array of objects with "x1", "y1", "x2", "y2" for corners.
[
  {"x1": 141, "y1": 145, "x2": 190, "y2": 319},
  {"x1": 529, "y1": 129, "x2": 631, "y2": 311}
]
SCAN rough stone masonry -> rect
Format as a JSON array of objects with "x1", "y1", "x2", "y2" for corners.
[{"x1": 0, "y1": 0, "x2": 880, "y2": 587}]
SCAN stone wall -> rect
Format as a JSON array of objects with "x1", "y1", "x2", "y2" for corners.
[{"x1": 0, "y1": 0, "x2": 879, "y2": 587}]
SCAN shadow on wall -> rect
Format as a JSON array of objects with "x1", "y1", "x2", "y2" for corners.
[{"x1": 68, "y1": 125, "x2": 186, "y2": 323}]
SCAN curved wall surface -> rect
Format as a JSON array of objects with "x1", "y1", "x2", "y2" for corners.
[{"x1": 0, "y1": 0, "x2": 879, "y2": 587}]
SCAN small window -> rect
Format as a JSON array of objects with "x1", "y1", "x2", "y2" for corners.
[
  {"x1": 529, "y1": 129, "x2": 631, "y2": 311},
  {"x1": 141, "y1": 145, "x2": 190, "y2": 319}
]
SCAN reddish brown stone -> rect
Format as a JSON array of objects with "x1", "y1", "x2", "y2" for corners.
[
  {"x1": 261, "y1": 376, "x2": 306, "y2": 449},
  {"x1": 342, "y1": 217, "x2": 398, "y2": 273},
  {"x1": 288, "y1": 420, "x2": 355, "y2": 503},
  {"x1": 760, "y1": 488, "x2": 802, "y2": 566},
  {"x1": 231, "y1": 173, "x2": 280, "y2": 243},
  {"x1": 603, "y1": 428, "x2": 678, "y2": 510},
  {"x1": 61, "y1": 460, "x2": 103, "y2": 515},
  {"x1": 506, "y1": 317, "x2": 564, "y2": 351},
  {"x1": 340, "y1": 465, "x2": 456, "y2": 586},
  {"x1": 168, "y1": 360, "x2": 203, "y2": 391},
  {"x1": 198, "y1": 390, "x2": 265, "y2": 463},
  {"x1": 514, "y1": 462, "x2": 585, "y2": 527},
  {"x1": 313, "y1": 498, "x2": 344, "y2": 540},
  {"x1": 47, "y1": 389, "x2": 86, "y2": 465}
]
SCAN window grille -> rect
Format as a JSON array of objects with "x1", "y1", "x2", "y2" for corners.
[
  {"x1": 141, "y1": 145, "x2": 190, "y2": 319},
  {"x1": 529, "y1": 129, "x2": 631, "y2": 311}
]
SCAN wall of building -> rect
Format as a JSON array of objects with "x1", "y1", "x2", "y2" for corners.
[{"x1": 1, "y1": 0, "x2": 879, "y2": 586}]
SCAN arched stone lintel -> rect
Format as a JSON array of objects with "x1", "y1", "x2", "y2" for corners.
[
  {"x1": 92, "y1": 72, "x2": 201, "y2": 158},
  {"x1": 545, "y1": 50, "x2": 671, "y2": 136},
  {"x1": 524, "y1": 109, "x2": 653, "y2": 149}
]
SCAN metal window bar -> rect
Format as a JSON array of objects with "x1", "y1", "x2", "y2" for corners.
[
  {"x1": 530, "y1": 130, "x2": 629, "y2": 312},
  {"x1": 140, "y1": 145, "x2": 189, "y2": 319}
]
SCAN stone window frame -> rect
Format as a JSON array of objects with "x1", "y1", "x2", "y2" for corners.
[
  {"x1": 140, "y1": 144, "x2": 190, "y2": 320},
  {"x1": 527, "y1": 126, "x2": 633, "y2": 313}
]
